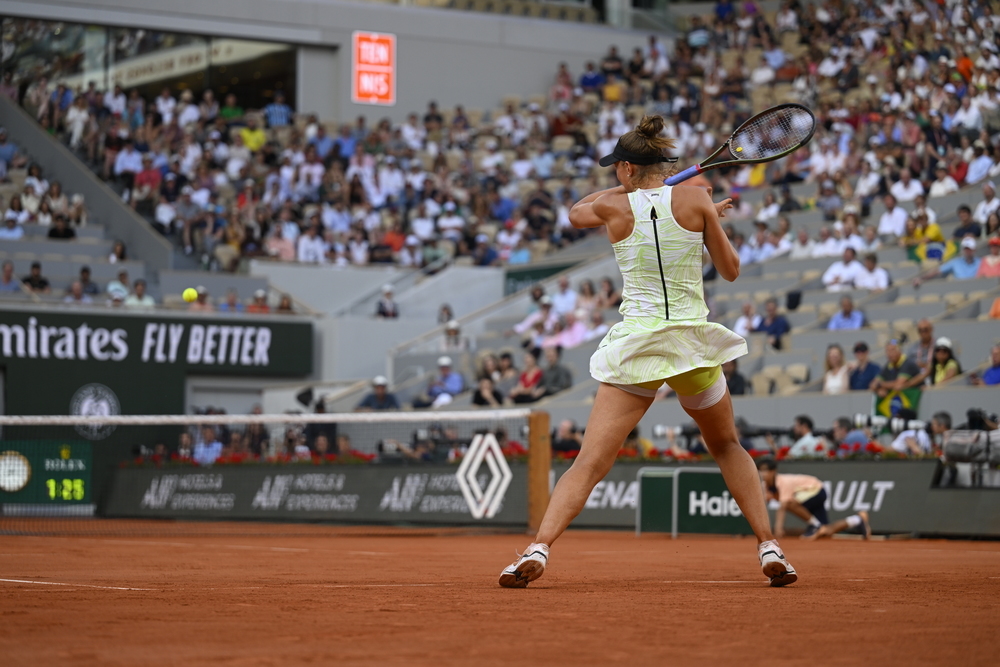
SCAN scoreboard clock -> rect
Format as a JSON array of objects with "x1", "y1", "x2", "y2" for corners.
[{"x1": 0, "y1": 442, "x2": 92, "y2": 504}]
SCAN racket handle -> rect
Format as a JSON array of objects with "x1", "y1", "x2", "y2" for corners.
[{"x1": 664, "y1": 164, "x2": 703, "y2": 186}]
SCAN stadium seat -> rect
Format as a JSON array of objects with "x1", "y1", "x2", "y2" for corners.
[
  {"x1": 551, "y1": 136, "x2": 575, "y2": 153},
  {"x1": 750, "y1": 373, "x2": 773, "y2": 395},
  {"x1": 892, "y1": 318, "x2": 916, "y2": 339},
  {"x1": 784, "y1": 363, "x2": 810, "y2": 383},
  {"x1": 944, "y1": 292, "x2": 966, "y2": 308},
  {"x1": 918, "y1": 293, "x2": 941, "y2": 304},
  {"x1": 818, "y1": 302, "x2": 839, "y2": 318},
  {"x1": 895, "y1": 295, "x2": 917, "y2": 305}
]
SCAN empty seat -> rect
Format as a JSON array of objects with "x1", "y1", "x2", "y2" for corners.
[
  {"x1": 751, "y1": 373, "x2": 773, "y2": 395},
  {"x1": 759, "y1": 364, "x2": 784, "y2": 379},
  {"x1": 819, "y1": 302, "x2": 839, "y2": 318},
  {"x1": 918, "y1": 293, "x2": 941, "y2": 304},
  {"x1": 894, "y1": 295, "x2": 916, "y2": 305},
  {"x1": 944, "y1": 292, "x2": 966, "y2": 308},
  {"x1": 784, "y1": 363, "x2": 810, "y2": 383}
]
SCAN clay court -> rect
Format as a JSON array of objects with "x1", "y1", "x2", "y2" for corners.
[{"x1": 1, "y1": 525, "x2": 998, "y2": 666}]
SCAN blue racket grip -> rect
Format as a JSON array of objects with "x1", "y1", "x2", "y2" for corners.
[{"x1": 664, "y1": 164, "x2": 703, "y2": 186}]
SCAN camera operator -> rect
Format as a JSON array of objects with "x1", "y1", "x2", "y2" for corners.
[
  {"x1": 552, "y1": 419, "x2": 583, "y2": 453},
  {"x1": 831, "y1": 417, "x2": 869, "y2": 451},
  {"x1": 766, "y1": 415, "x2": 825, "y2": 458},
  {"x1": 889, "y1": 410, "x2": 950, "y2": 456}
]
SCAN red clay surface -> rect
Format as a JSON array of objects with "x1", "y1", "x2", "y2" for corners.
[{"x1": 1, "y1": 526, "x2": 998, "y2": 666}]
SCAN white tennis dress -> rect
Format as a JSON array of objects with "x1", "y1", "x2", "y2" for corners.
[{"x1": 590, "y1": 185, "x2": 748, "y2": 385}]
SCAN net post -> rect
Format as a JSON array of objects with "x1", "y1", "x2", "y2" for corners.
[{"x1": 527, "y1": 410, "x2": 551, "y2": 535}]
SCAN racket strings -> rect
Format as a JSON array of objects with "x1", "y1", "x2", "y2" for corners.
[{"x1": 730, "y1": 107, "x2": 815, "y2": 161}]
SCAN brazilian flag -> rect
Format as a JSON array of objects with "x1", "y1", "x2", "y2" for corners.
[{"x1": 875, "y1": 385, "x2": 922, "y2": 418}]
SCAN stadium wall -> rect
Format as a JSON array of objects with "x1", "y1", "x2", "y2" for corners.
[{"x1": 6, "y1": 0, "x2": 657, "y2": 122}]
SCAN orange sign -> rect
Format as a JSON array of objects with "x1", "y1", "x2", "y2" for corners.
[{"x1": 352, "y1": 31, "x2": 396, "y2": 106}]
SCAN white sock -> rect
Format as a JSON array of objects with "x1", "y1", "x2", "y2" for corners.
[
  {"x1": 845, "y1": 515, "x2": 862, "y2": 528},
  {"x1": 809, "y1": 517, "x2": 821, "y2": 527}
]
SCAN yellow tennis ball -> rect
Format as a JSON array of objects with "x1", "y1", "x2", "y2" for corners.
[
  {"x1": 182, "y1": 288, "x2": 198, "y2": 303},
  {"x1": 735, "y1": 146, "x2": 743, "y2": 153}
]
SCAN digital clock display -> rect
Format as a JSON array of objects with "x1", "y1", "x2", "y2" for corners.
[{"x1": 0, "y1": 442, "x2": 92, "y2": 504}]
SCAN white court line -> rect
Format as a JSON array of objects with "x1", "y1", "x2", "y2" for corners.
[
  {"x1": 661, "y1": 580, "x2": 758, "y2": 584},
  {"x1": 0, "y1": 578, "x2": 154, "y2": 591},
  {"x1": 347, "y1": 551, "x2": 397, "y2": 556},
  {"x1": 316, "y1": 583, "x2": 454, "y2": 589},
  {"x1": 100, "y1": 539, "x2": 308, "y2": 553}
]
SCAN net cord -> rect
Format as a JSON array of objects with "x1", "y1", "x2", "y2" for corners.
[{"x1": 0, "y1": 409, "x2": 534, "y2": 427}]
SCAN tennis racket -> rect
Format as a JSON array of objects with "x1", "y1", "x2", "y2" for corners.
[{"x1": 665, "y1": 103, "x2": 816, "y2": 186}]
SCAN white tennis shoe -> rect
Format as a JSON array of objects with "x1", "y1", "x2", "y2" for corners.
[
  {"x1": 498, "y1": 543, "x2": 550, "y2": 588},
  {"x1": 758, "y1": 540, "x2": 798, "y2": 587}
]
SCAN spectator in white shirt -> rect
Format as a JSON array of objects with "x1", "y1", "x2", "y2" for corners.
[
  {"x1": 789, "y1": 228, "x2": 816, "y2": 259},
  {"x1": 877, "y1": 194, "x2": 908, "y2": 237},
  {"x1": 822, "y1": 247, "x2": 864, "y2": 292},
  {"x1": 155, "y1": 88, "x2": 177, "y2": 125},
  {"x1": 853, "y1": 253, "x2": 890, "y2": 292},
  {"x1": 911, "y1": 194, "x2": 937, "y2": 225},
  {"x1": 103, "y1": 85, "x2": 126, "y2": 117},
  {"x1": 889, "y1": 168, "x2": 925, "y2": 202},
  {"x1": 113, "y1": 140, "x2": 143, "y2": 191},
  {"x1": 436, "y1": 202, "x2": 466, "y2": 242},
  {"x1": 296, "y1": 224, "x2": 328, "y2": 264},
  {"x1": 857, "y1": 225, "x2": 881, "y2": 252},
  {"x1": 811, "y1": 226, "x2": 842, "y2": 257},
  {"x1": 966, "y1": 142, "x2": 993, "y2": 184},
  {"x1": 973, "y1": 181, "x2": 1000, "y2": 225},
  {"x1": 401, "y1": 113, "x2": 426, "y2": 151},
  {"x1": 952, "y1": 96, "x2": 983, "y2": 136},
  {"x1": 733, "y1": 301, "x2": 762, "y2": 338},
  {"x1": 928, "y1": 164, "x2": 959, "y2": 197},
  {"x1": 194, "y1": 426, "x2": 223, "y2": 466},
  {"x1": 551, "y1": 276, "x2": 578, "y2": 316}
]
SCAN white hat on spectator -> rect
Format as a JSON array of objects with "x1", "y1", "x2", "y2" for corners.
[
  {"x1": 444, "y1": 202, "x2": 457, "y2": 211},
  {"x1": 475, "y1": 233, "x2": 490, "y2": 244},
  {"x1": 209, "y1": 130, "x2": 222, "y2": 140},
  {"x1": 982, "y1": 40, "x2": 997, "y2": 53},
  {"x1": 558, "y1": 102, "x2": 569, "y2": 112},
  {"x1": 437, "y1": 356, "x2": 453, "y2": 367},
  {"x1": 529, "y1": 102, "x2": 540, "y2": 111},
  {"x1": 573, "y1": 87, "x2": 583, "y2": 97},
  {"x1": 943, "y1": 83, "x2": 957, "y2": 94},
  {"x1": 984, "y1": 181, "x2": 996, "y2": 192},
  {"x1": 373, "y1": 375, "x2": 389, "y2": 386},
  {"x1": 445, "y1": 319, "x2": 460, "y2": 331},
  {"x1": 254, "y1": 289, "x2": 266, "y2": 298},
  {"x1": 938, "y1": 55, "x2": 949, "y2": 64},
  {"x1": 961, "y1": 237, "x2": 978, "y2": 250},
  {"x1": 181, "y1": 185, "x2": 193, "y2": 195},
  {"x1": 196, "y1": 285, "x2": 208, "y2": 295},
  {"x1": 405, "y1": 234, "x2": 420, "y2": 246},
  {"x1": 382, "y1": 283, "x2": 394, "y2": 294},
  {"x1": 539, "y1": 295, "x2": 553, "y2": 306},
  {"x1": 694, "y1": 122, "x2": 706, "y2": 132},
  {"x1": 866, "y1": 74, "x2": 878, "y2": 84},
  {"x1": 935, "y1": 337, "x2": 953, "y2": 350},
  {"x1": 385, "y1": 155, "x2": 396, "y2": 163}
]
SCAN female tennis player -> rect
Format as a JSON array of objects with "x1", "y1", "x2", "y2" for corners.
[{"x1": 499, "y1": 115, "x2": 797, "y2": 588}]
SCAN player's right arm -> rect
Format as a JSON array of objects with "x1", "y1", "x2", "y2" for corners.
[
  {"x1": 569, "y1": 186, "x2": 626, "y2": 229},
  {"x1": 689, "y1": 187, "x2": 739, "y2": 282}
]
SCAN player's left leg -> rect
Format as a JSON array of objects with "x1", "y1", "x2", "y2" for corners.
[
  {"x1": 815, "y1": 511, "x2": 871, "y2": 539},
  {"x1": 499, "y1": 383, "x2": 654, "y2": 588}
]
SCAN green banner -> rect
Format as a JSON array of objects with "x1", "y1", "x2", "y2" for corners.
[
  {"x1": 674, "y1": 468, "x2": 754, "y2": 536},
  {"x1": 0, "y1": 441, "x2": 92, "y2": 504},
  {"x1": 504, "y1": 263, "x2": 577, "y2": 296}
]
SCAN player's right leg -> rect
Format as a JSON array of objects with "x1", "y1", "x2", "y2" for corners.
[
  {"x1": 499, "y1": 383, "x2": 654, "y2": 588},
  {"x1": 674, "y1": 371, "x2": 797, "y2": 586}
]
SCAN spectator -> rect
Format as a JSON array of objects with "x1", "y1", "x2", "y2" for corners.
[
  {"x1": 0, "y1": 127, "x2": 27, "y2": 173},
  {"x1": 124, "y1": 279, "x2": 155, "y2": 308},
  {"x1": 915, "y1": 238, "x2": 981, "y2": 283},
  {"x1": 827, "y1": 296, "x2": 864, "y2": 331},
  {"x1": 265, "y1": 224, "x2": 296, "y2": 262},
  {"x1": 877, "y1": 194, "x2": 908, "y2": 238},
  {"x1": 246, "y1": 289, "x2": 270, "y2": 314},
  {"x1": 928, "y1": 164, "x2": 959, "y2": 198},
  {"x1": 440, "y1": 320, "x2": 472, "y2": 353},
  {"x1": 908, "y1": 319, "x2": 936, "y2": 377},
  {"x1": 193, "y1": 426, "x2": 223, "y2": 466},
  {"x1": 239, "y1": 117, "x2": 266, "y2": 152},
  {"x1": 296, "y1": 224, "x2": 327, "y2": 264},
  {"x1": 786, "y1": 415, "x2": 824, "y2": 458},
  {"x1": 822, "y1": 247, "x2": 863, "y2": 292},
  {"x1": 722, "y1": 359, "x2": 746, "y2": 396},
  {"x1": 105, "y1": 270, "x2": 129, "y2": 301},
  {"x1": 63, "y1": 280, "x2": 93, "y2": 305},
  {"x1": 953, "y1": 205, "x2": 982, "y2": 240},
  {"x1": 46, "y1": 215, "x2": 75, "y2": 240},
  {"x1": 217, "y1": 289, "x2": 244, "y2": 313},
  {"x1": 583, "y1": 310, "x2": 609, "y2": 342},
  {"x1": 972, "y1": 182, "x2": 1000, "y2": 228},
  {"x1": 970, "y1": 345, "x2": 1000, "y2": 386},
  {"x1": 888, "y1": 410, "x2": 935, "y2": 457},
  {"x1": 0, "y1": 260, "x2": 20, "y2": 292},
  {"x1": 888, "y1": 168, "x2": 924, "y2": 202},
  {"x1": 542, "y1": 309, "x2": 588, "y2": 350},
  {"x1": 831, "y1": 417, "x2": 868, "y2": 452},
  {"x1": 276, "y1": 294, "x2": 295, "y2": 314},
  {"x1": 732, "y1": 301, "x2": 762, "y2": 338},
  {"x1": 21, "y1": 261, "x2": 50, "y2": 293},
  {"x1": 413, "y1": 356, "x2": 465, "y2": 408},
  {"x1": 872, "y1": 339, "x2": 923, "y2": 418},
  {"x1": 853, "y1": 253, "x2": 889, "y2": 292},
  {"x1": 551, "y1": 275, "x2": 578, "y2": 316},
  {"x1": 509, "y1": 295, "x2": 558, "y2": 337},
  {"x1": 977, "y1": 237, "x2": 1000, "y2": 277},
  {"x1": 262, "y1": 92, "x2": 293, "y2": 128},
  {"x1": 822, "y1": 344, "x2": 850, "y2": 395},
  {"x1": 188, "y1": 285, "x2": 214, "y2": 312},
  {"x1": 597, "y1": 277, "x2": 621, "y2": 309},
  {"x1": 536, "y1": 346, "x2": 573, "y2": 399},
  {"x1": 356, "y1": 376, "x2": 400, "y2": 411},
  {"x1": 926, "y1": 337, "x2": 961, "y2": 387},
  {"x1": 848, "y1": 341, "x2": 880, "y2": 391},
  {"x1": 622, "y1": 426, "x2": 656, "y2": 457},
  {"x1": 509, "y1": 350, "x2": 544, "y2": 403},
  {"x1": 788, "y1": 228, "x2": 815, "y2": 259},
  {"x1": 552, "y1": 419, "x2": 583, "y2": 453},
  {"x1": 472, "y1": 377, "x2": 504, "y2": 407},
  {"x1": 753, "y1": 297, "x2": 790, "y2": 350},
  {"x1": 370, "y1": 284, "x2": 397, "y2": 319},
  {"x1": 0, "y1": 214, "x2": 24, "y2": 240}
]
